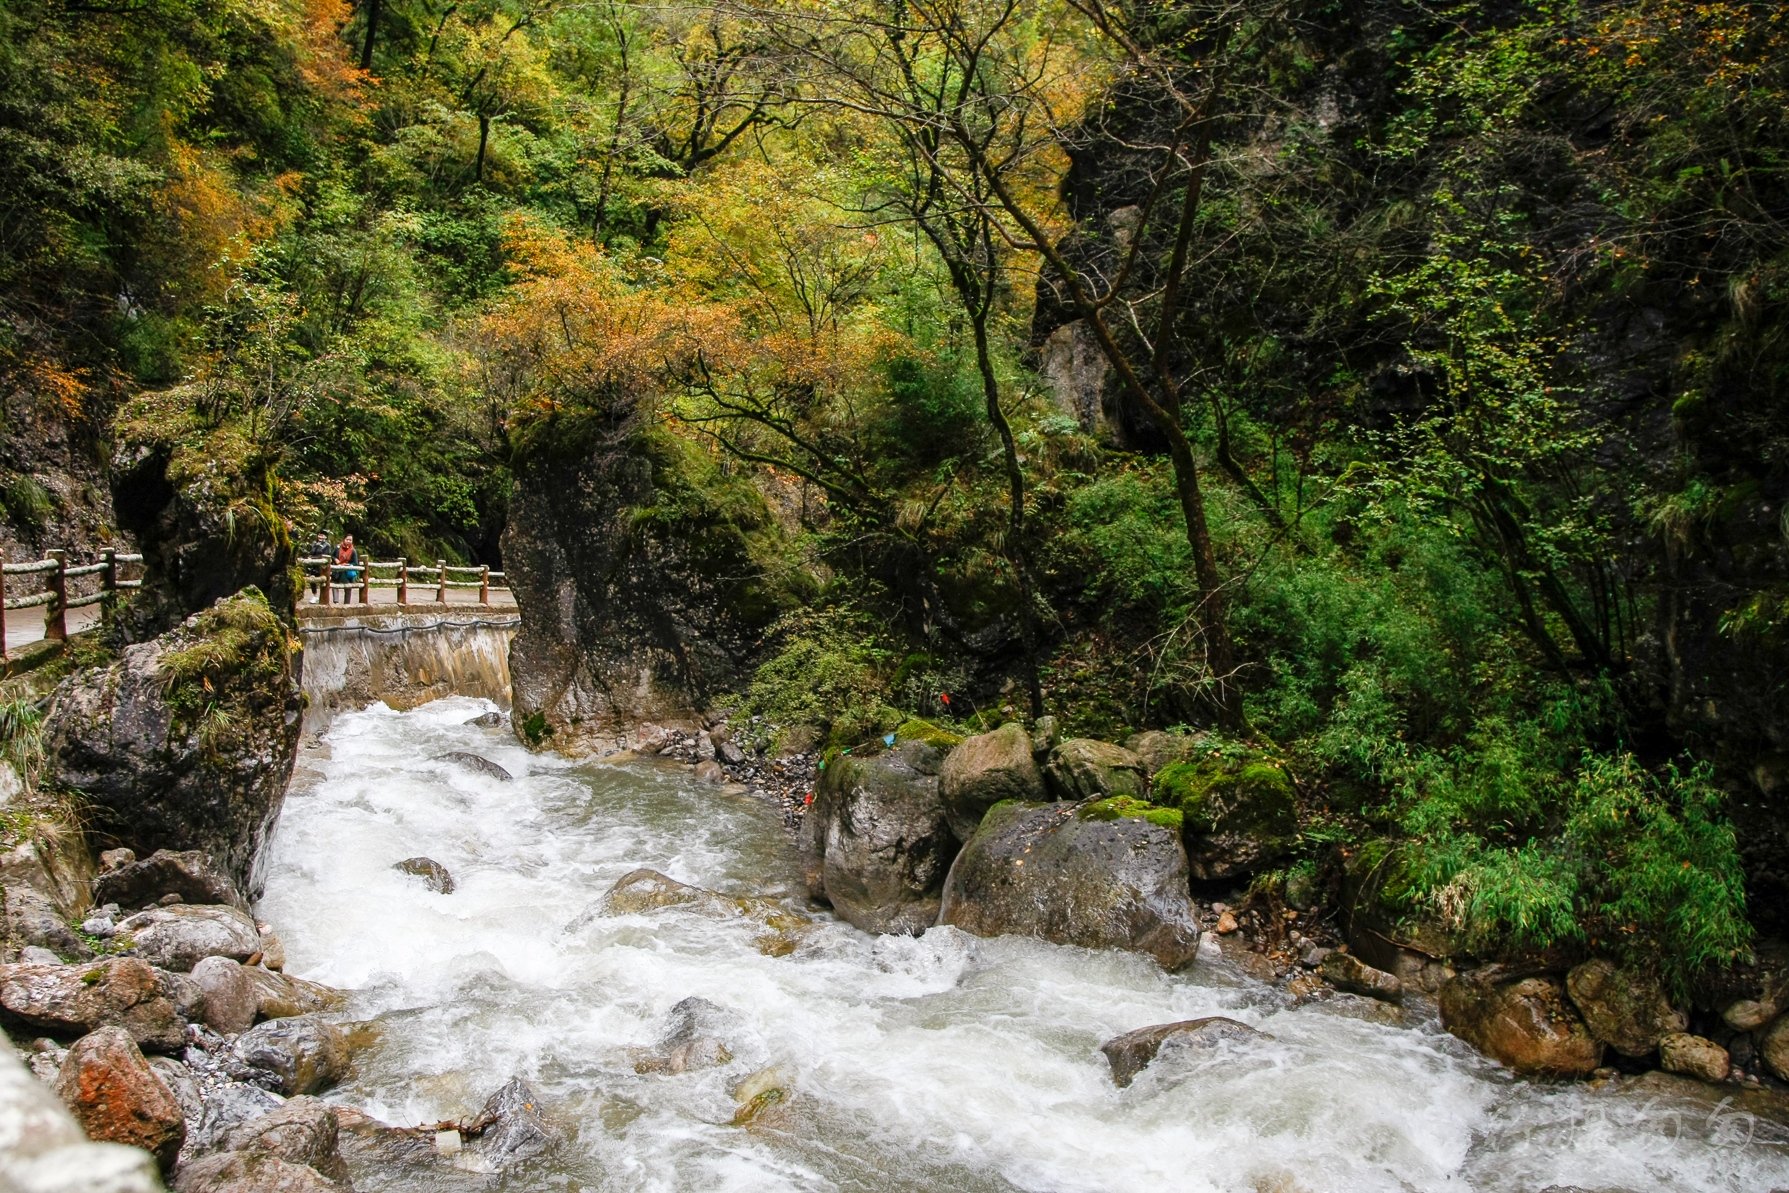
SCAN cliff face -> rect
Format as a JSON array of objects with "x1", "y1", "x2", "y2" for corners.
[{"x1": 502, "y1": 424, "x2": 787, "y2": 752}]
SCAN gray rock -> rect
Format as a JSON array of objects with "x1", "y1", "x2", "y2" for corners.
[
  {"x1": 1029, "y1": 715, "x2": 1060, "y2": 757},
  {"x1": 157, "y1": 968, "x2": 206, "y2": 1023},
  {"x1": 695, "y1": 733, "x2": 717, "y2": 762},
  {"x1": 218, "y1": 1095, "x2": 350, "y2": 1184},
  {"x1": 4, "y1": 887, "x2": 92, "y2": 962},
  {"x1": 1042, "y1": 739, "x2": 1147, "y2": 802},
  {"x1": 719, "y1": 741, "x2": 746, "y2": 764},
  {"x1": 632, "y1": 996, "x2": 739, "y2": 1074},
  {"x1": 147, "y1": 1055, "x2": 204, "y2": 1130},
  {"x1": 42, "y1": 590, "x2": 302, "y2": 897},
  {"x1": 433, "y1": 751, "x2": 512, "y2": 782},
  {"x1": 1299, "y1": 944, "x2": 1333, "y2": 969},
  {"x1": 188, "y1": 1083, "x2": 285, "y2": 1155},
  {"x1": 1122, "y1": 730, "x2": 1201, "y2": 777},
  {"x1": 229, "y1": 1017, "x2": 348, "y2": 1096},
  {"x1": 0, "y1": 958, "x2": 186, "y2": 1054},
  {"x1": 799, "y1": 740, "x2": 955, "y2": 935},
  {"x1": 115, "y1": 904, "x2": 260, "y2": 972},
  {"x1": 1565, "y1": 959, "x2": 1686, "y2": 1057},
  {"x1": 192, "y1": 957, "x2": 257, "y2": 1035},
  {"x1": 0, "y1": 1035, "x2": 163, "y2": 1193},
  {"x1": 1101, "y1": 1017, "x2": 1267, "y2": 1087},
  {"x1": 463, "y1": 711, "x2": 505, "y2": 728},
  {"x1": 172, "y1": 1150, "x2": 342, "y2": 1191},
  {"x1": 938, "y1": 723, "x2": 1046, "y2": 842},
  {"x1": 393, "y1": 857, "x2": 455, "y2": 894},
  {"x1": 92, "y1": 849, "x2": 251, "y2": 915},
  {"x1": 1321, "y1": 952, "x2": 1403, "y2": 1004},
  {"x1": 18, "y1": 946, "x2": 64, "y2": 966},
  {"x1": 471, "y1": 1077, "x2": 559, "y2": 1169},
  {"x1": 939, "y1": 801, "x2": 1200, "y2": 969}
]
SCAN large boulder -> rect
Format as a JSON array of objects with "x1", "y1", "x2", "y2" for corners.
[
  {"x1": 800, "y1": 740, "x2": 956, "y2": 935},
  {"x1": 0, "y1": 958, "x2": 185, "y2": 1054},
  {"x1": 191, "y1": 957, "x2": 257, "y2": 1035},
  {"x1": 43, "y1": 590, "x2": 303, "y2": 897},
  {"x1": 228, "y1": 1017, "x2": 348, "y2": 1096},
  {"x1": 217, "y1": 1096, "x2": 351, "y2": 1184},
  {"x1": 1321, "y1": 951, "x2": 1403, "y2": 1004},
  {"x1": 0, "y1": 1035, "x2": 164, "y2": 1193},
  {"x1": 93, "y1": 849, "x2": 250, "y2": 914},
  {"x1": 1659, "y1": 1033, "x2": 1730, "y2": 1083},
  {"x1": 472, "y1": 1077, "x2": 560, "y2": 1169},
  {"x1": 939, "y1": 801, "x2": 1200, "y2": 969},
  {"x1": 1439, "y1": 970, "x2": 1603, "y2": 1076},
  {"x1": 1042, "y1": 739, "x2": 1146, "y2": 802},
  {"x1": 1123, "y1": 730, "x2": 1202, "y2": 777},
  {"x1": 1151, "y1": 753, "x2": 1297, "y2": 881},
  {"x1": 1100, "y1": 1017, "x2": 1266, "y2": 1087},
  {"x1": 53, "y1": 1026, "x2": 186, "y2": 1172},
  {"x1": 1564, "y1": 959, "x2": 1686, "y2": 1057},
  {"x1": 114, "y1": 905, "x2": 260, "y2": 973},
  {"x1": 938, "y1": 723, "x2": 1046, "y2": 842},
  {"x1": 244, "y1": 969, "x2": 346, "y2": 1022}
]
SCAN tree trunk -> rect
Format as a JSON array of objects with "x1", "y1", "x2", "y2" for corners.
[
  {"x1": 360, "y1": 0, "x2": 381, "y2": 71},
  {"x1": 475, "y1": 114, "x2": 491, "y2": 182}
]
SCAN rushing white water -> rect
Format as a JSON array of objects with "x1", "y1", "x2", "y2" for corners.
[{"x1": 259, "y1": 698, "x2": 1789, "y2": 1193}]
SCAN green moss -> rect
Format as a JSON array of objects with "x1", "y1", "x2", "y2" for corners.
[
  {"x1": 521, "y1": 711, "x2": 554, "y2": 746},
  {"x1": 895, "y1": 718, "x2": 964, "y2": 749},
  {"x1": 1153, "y1": 753, "x2": 1297, "y2": 838},
  {"x1": 1077, "y1": 795, "x2": 1184, "y2": 830}
]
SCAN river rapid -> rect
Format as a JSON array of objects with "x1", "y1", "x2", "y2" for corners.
[{"x1": 257, "y1": 698, "x2": 1789, "y2": 1193}]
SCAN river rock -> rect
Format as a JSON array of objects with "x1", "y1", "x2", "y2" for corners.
[
  {"x1": 1722, "y1": 983, "x2": 1786, "y2": 1032},
  {"x1": 173, "y1": 1149, "x2": 344, "y2": 1192},
  {"x1": 467, "y1": 1077, "x2": 559, "y2": 1170},
  {"x1": 115, "y1": 904, "x2": 260, "y2": 972},
  {"x1": 256, "y1": 924, "x2": 286, "y2": 971},
  {"x1": 53, "y1": 1026, "x2": 186, "y2": 1171},
  {"x1": 218, "y1": 1095, "x2": 351, "y2": 1183},
  {"x1": 158, "y1": 967, "x2": 206, "y2": 1023},
  {"x1": 692, "y1": 759, "x2": 725, "y2": 784},
  {"x1": 635, "y1": 996, "x2": 738, "y2": 1074},
  {"x1": 1100, "y1": 1017, "x2": 1266, "y2": 1087},
  {"x1": 1659, "y1": 1033, "x2": 1730, "y2": 1083},
  {"x1": 147, "y1": 1055, "x2": 204, "y2": 1128},
  {"x1": 940, "y1": 801, "x2": 1200, "y2": 969},
  {"x1": 0, "y1": 958, "x2": 186, "y2": 1053},
  {"x1": 1042, "y1": 739, "x2": 1146, "y2": 801},
  {"x1": 605, "y1": 869, "x2": 716, "y2": 914},
  {"x1": 463, "y1": 711, "x2": 505, "y2": 728},
  {"x1": 1123, "y1": 730, "x2": 1201, "y2": 777},
  {"x1": 1564, "y1": 959, "x2": 1686, "y2": 1057},
  {"x1": 939, "y1": 723, "x2": 1045, "y2": 842},
  {"x1": 1761, "y1": 1013, "x2": 1789, "y2": 1081},
  {"x1": 0, "y1": 1034, "x2": 164, "y2": 1193},
  {"x1": 799, "y1": 739, "x2": 955, "y2": 935},
  {"x1": 41, "y1": 589, "x2": 303, "y2": 897},
  {"x1": 3, "y1": 886, "x2": 92, "y2": 962},
  {"x1": 434, "y1": 751, "x2": 512, "y2": 782},
  {"x1": 245, "y1": 968, "x2": 346, "y2": 1022},
  {"x1": 1321, "y1": 952, "x2": 1403, "y2": 1004},
  {"x1": 229, "y1": 1016, "x2": 348, "y2": 1096},
  {"x1": 393, "y1": 857, "x2": 455, "y2": 894},
  {"x1": 1439, "y1": 971, "x2": 1603, "y2": 1076},
  {"x1": 188, "y1": 1082, "x2": 286, "y2": 1154},
  {"x1": 192, "y1": 957, "x2": 257, "y2": 1035},
  {"x1": 1151, "y1": 753, "x2": 1297, "y2": 881},
  {"x1": 92, "y1": 849, "x2": 251, "y2": 914}
]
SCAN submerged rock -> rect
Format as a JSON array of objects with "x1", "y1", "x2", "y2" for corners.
[
  {"x1": 1041, "y1": 739, "x2": 1147, "y2": 802},
  {"x1": 53, "y1": 1026, "x2": 186, "y2": 1172},
  {"x1": 0, "y1": 958, "x2": 186, "y2": 1054},
  {"x1": 800, "y1": 740, "x2": 955, "y2": 935},
  {"x1": 434, "y1": 751, "x2": 512, "y2": 782},
  {"x1": 1440, "y1": 971, "x2": 1603, "y2": 1076},
  {"x1": 1564, "y1": 959, "x2": 1686, "y2": 1057},
  {"x1": 1321, "y1": 952, "x2": 1403, "y2": 1004},
  {"x1": 229, "y1": 1016, "x2": 348, "y2": 1096},
  {"x1": 463, "y1": 711, "x2": 505, "y2": 728},
  {"x1": 115, "y1": 904, "x2": 261, "y2": 972},
  {"x1": 1100, "y1": 1017, "x2": 1267, "y2": 1088},
  {"x1": 394, "y1": 857, "x2": 455, "y2": 894},
  {"x1": 92, "y1": 849, "x2": 250, "y2": 914},
  {"x1": 940, "y1": 801, "x2": 1200, "y2": 969},
  {"x1": 939, "y1": 723, "x2": 1045, "y2": 842},
  {"x1": 635, "y1": 996, "x2": 738, "y2": 1075}
]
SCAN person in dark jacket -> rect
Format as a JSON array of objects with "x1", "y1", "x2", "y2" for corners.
[{"x1": 304, "y1": 532, "x2": 331, "y2": 600}]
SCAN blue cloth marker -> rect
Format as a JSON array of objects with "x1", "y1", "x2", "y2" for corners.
[{"x1": 883, "y1": 732, "x2": 896, "y2": 747}]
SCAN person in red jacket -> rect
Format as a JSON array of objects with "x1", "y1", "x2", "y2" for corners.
[{"x1": 334, "y1": 535, "x2": 361, "y2": 600}]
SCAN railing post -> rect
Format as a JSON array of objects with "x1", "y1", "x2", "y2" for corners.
[
  {"x1": 479, "y1": 564, "x2": 489, "y2": 607},
  {"x1": 46, "y1": 549, "x2": 67, "y2": 641},
  {"x1": 360, "y1": 560, "x2": 370, "y2": 605},
  {"x1": 398, "y1": 558, "x2": 408, "y2": 606},
  {"x1": 436, "y1": 559, "x2": 447, "y2": 605},
  {"x1": 102, "y1": 548, "x2": 117, "y2": 619},
  {"x1": 321, "y1": 561, "x2": 332, "y2": 606}
]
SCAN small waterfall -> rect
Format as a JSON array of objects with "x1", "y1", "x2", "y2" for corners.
[{"x1": 297, "y1": 613, "x2": 518, "y2": 725}]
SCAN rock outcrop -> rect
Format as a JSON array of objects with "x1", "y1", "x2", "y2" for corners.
[
  {"x1": 1100, "y1": 1017, "x2": 1267, "y2": 1087},
  {"x1": 43, "y1": 590, "x2": 303, "y2": 896},
  {"x1": 53, "y1": 1026, "x2": 186, "y2": 1172},
  {"x1": 114, "y1": 905, "x2": 261, "y2": 973},
  {"x1": 800, "y1": 740, "x2": 955, "y2": 935},
  {"x1": 0, "y1": 958, "x2": 185, "y2": 1054},
  {"x1": 938, "y1": 723, "x2": 1045, "y2": 842},
  {"x1": 939, "y1": 801, "x2": 1200, "y2": 969},
  {"x1": 1564, "y1": 959, "x2": 1686, "y2": 1058},
  {"x1": 1439, "y1": 970, "x2": 1603, "y2": 1076}
]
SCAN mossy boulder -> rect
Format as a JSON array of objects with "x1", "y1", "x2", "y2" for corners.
[
  {"x1": 896, "y1": 719, "x2": 965, "y2": 751},
  {"x1": 1042, "y1": 739, "x2": 1146, "y2": 802},
  {"x1": 1151, "y1": 754, "x2": 1296, "y2": 881},
  {"x1": 938, "y1": 723, "x2": 1045, "y2": 841},
  {"x1": 1076, "y1": 796, "x2": 1183, "y2": 831},
  {"x1": 1338, "y1": 841, "x2": 1461, "y2": 974},
  {"x1": 1123, "y1": 730, "x2": 1204, "y2": 777}
]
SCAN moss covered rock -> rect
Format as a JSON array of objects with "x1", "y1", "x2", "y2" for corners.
[
  {"x1": 896, "y1": 719, "x2": 965, "y2": 751},
  {"x1": 1042, "y1": 739, "x2": 1146, "y2": 802},
  {"x1": 939, "y1": 723, "x2": 1044, "y2": 842},
  {"x1": 1151, "y1": 754, "x2": 1296, "y2": 881},
  {"x1": 1123, "y1": 730, "x2": 1204, "y2": 778}
]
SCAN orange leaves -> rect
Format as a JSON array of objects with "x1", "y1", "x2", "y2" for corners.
[{"x1": 292, "y1": 0, "x2": 369, "y2": 104}]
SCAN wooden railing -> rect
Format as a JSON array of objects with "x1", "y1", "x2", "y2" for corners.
[
  {"x1": 0, "y1": 548, "x2": 143, "y2": 657},
  {"x1": 300, "y1": 557, "x2": 509, "y2": 607}
]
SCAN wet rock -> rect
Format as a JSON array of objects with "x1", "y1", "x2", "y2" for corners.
[
  {"x1": 471, "y1": 1077, "x2": 559, "y2": 1169},
  {"x1": 1439, "y1": 971, "x2": 1603, "y2": 1076},
  {"x1": 229, "y1": 1016, "x2": 348, "y2": 1096},
  {"x1": 799, "y1": 740, "x2": 955, "y2": 935},
  {"x1": 393, "y1": 857, "x2": 455, "y2": 894},
  {"x1": 940, "y1": 801, "x2": 1201, "y2": 969},
  {"x1": 244, "y1": 968, "x2": 346, "y2": 1022},
  {"x1": 692, "y1": 759, "x2": 725, "y2": 784},
  {"x1": 1659, "y1": 1033, "x2": 1730, "y2": 1083},
  {"x1": 1041, "y1": 739, "x2": 1146, "y2": 802},
  {"x1": 1321, "y1": 952, "x2": 1403, "y2": 1004},
  {"x1": 463, "y1": 711, "x2": 505, "y2": 728},
  {"x1": 1151, "y1": 754, "x2": 1297, "y2": 881},
  {"x1": 53, "y1": 1026, "x2": 186, "y2": 1171},
  {"x1": 42, "y1": 589, "x2": 303, "y2": 897},
  {"x1": 4, "y1": 886, "x2": 93, "y2": 962},
  {"x1": 635, "y1": 997, "x2": 738, "y2": 1074},
  {"x1": 1100, "y1": 1017, "x2": 1266, "y2": 1087},
  {"x1": 188, "y1": 1083, "x2": 285, "y2": 1154},
  {"x1": 434, "y1": 751, "x2": 512, "y2": 782},
  {"x1": 730, "y1": 1065, "x2": 795, "y2": 1128},
  {"x1": 192, "y1": 957, "x2": 257, "y2": 1035},
  {"x1": 1299, "y1": 944, "x2": 1333, "y2": 969},
  {"x1": 939, "y1": 723, "x2": 1046, "y2": 842},
  {"x1": 218, "y1": 1095, "x2": 351, "y2": 1184},
  {"x1": 115, "y1": 904, "x2": 260, "y2": 972},
  {"x1": 91, "y1": 849, "x2": 250, "y2": 914},
  {"x1": 147, "y1": 1055, "x2": 203, "y2": 1129},
  {"x1": 173, "y1": 1150, "x2": 343, "y2": 1192},
  {"x1": 256, "y1": 924, "x2": 286, "y2": 971},
  {"x1": 1761, "y1": 1013, "x2": 1789, "y2": 1081},
  {"x1": 0, "y1": 958, "x2": 186, "y2": 1054},
  {"x1": 1564, "y1": 959, "x2": 1686, "y2": 1057},
  {"x1": 604, "y1": 869, "x2": 713, "y2": 914},
  {"x1": 0, "y1": 1034, "x2": 164, "y2": 1193}
]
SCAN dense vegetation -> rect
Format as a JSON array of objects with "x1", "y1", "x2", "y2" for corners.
[{"x1": 3, "y1": 0, "x2": 1784, "y2": 989}]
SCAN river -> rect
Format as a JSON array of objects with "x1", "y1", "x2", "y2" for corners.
[{"x1": 256, "y1": 697, "x2": 1789, "y2": 1193}]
